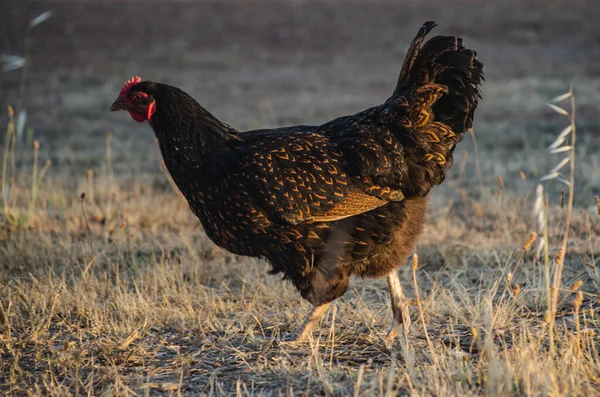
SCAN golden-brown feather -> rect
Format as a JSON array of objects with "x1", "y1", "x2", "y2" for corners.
[{"x1": 311, "y1": 189, "x2": 389, "y2": 222}]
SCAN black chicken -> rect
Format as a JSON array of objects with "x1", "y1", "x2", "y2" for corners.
[{"x1": 110, "y1": 22, "x2": 483, "y2": 341}]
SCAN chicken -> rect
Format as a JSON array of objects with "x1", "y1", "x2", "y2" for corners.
[{"x1": 110, "y1": 21, "x2": 483, "y2": 341}]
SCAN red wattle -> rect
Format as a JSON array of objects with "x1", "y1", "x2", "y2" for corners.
[{"x1": 128, "y1": 111, "x2": 146, "y2": 123}]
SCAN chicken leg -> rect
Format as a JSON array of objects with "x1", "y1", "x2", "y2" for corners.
[
  {"x1": 291, "y1": 303, "x2": 331, "y2": 342},
  {"x1": 385, "y1": 270, "x2": 411, "y2": 341}
]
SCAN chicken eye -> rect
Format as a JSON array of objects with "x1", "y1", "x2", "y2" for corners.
[{"x1": 131, "y1": 92, "x2": 146, "y2": 101}]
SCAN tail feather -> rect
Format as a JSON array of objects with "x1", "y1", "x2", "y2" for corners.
[
  {"x1": 395, "y1": 22, "x2": 484, "y2": 137},
  {"x1": 394, "y1": 21, "x2": 438, "y2": 95},
  {"x1": 382, "y1": 22, "x2": 484, "y2": 196}
]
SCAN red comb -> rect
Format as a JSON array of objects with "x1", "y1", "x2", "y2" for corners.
[{"x1": 120, "y1": 76, "x2": 142, "y2": 96}]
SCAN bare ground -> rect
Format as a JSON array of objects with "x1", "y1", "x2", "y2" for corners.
[{"x1": 1, "y1": 0, "x2": 600, "y2": 395}]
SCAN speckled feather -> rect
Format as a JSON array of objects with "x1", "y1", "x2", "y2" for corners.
[{"x1": 127, "y1": 22, "x2": 483, "y2": 306}]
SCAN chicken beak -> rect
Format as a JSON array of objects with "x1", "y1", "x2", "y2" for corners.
[{"x1": 110, "y1": 96, "x2": 126, "y2": 111}]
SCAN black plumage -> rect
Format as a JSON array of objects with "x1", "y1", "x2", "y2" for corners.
[{"x1": 111, "y1": 22, "x2": 483, "y2": 339}]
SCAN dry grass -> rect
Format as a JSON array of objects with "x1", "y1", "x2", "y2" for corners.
[
  {"x1": 0, "y1": 158, "x2": 599, "y2": 395},
  {"x1": 1, "y1": 99, "x2": 599, "y2": 396},
  {"x1": 2, "y1": 1, "x2": 600, "y2": 395}
]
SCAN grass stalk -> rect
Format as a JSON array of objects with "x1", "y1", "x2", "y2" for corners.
[
  {"x1": 469, "y1": 128, "x2": 485, "y2": 199},
  {"x1": 2, "y1": 107, "x2": 15, "y2": 216},
  {"x1": 26, "y1": 140, "x2": 39, "y2": 221},
  {"x1": 411, "y1": 254, "x2": 437, "y2": 366},
  {"x1": 550, "y1": 90, "x2": 576, "y2": 318}
]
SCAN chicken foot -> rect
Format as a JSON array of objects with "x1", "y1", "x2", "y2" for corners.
[
  {"x1": 291, "y1": 303, "x2": 331, "y2": 342},
  {"x1": 385, "y1": 270, "x2": 411, "y2": 341}
]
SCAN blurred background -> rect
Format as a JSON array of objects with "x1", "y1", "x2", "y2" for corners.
[
  {"x1": 1, "y1": 0, "x2": 599, "y2": 202},
  {"x1": 1, "y1": 2, "x2": 599, "y2": 394}
]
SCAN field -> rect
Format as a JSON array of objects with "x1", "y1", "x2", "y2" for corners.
[{"x1": 1, "y1": 0, "x2": 600, "y2": 395}]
